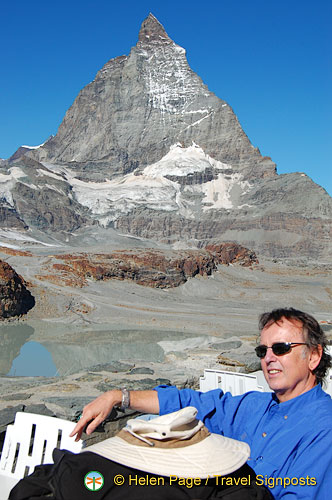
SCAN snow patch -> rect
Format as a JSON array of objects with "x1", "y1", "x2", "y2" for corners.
[
  {"x1": 36, "y1": 168, "x2": 66, "y2": 181},
  {"x1": 180, "y1": 112, "x2": 212, "y2": 133},
  {"x1": 42, "y1": 184, "x2": 66, "y2": 196},
  {"x1": 70, "y1": 170, "x2": 179, "y2": 223},
  {"x1": 0, "y1": 172, "x2": 13, "y2": 184},
  {"x1": 174, "y1": 45, "x2": 186, "y2": 54},
  {"x1": 182, "y1": 109, "x2": 209, "y2": 114},
  {"x1": 9, "y1": 167, "x2": 27, "y2": 180},
  {"x1": 238, "y1": 203, "x2": 253, "y2": 209},
  {"x1": 0, "y1": 167, "x2": 28, "y2": 206},
  {"x1": 0, "y1": 229, "x2": 58, "y2": 247},
  {"x1": 0, "y1": 241, "x2": 20, "y2": 250},
  {"x1": 144, "y1": 143, "x2": 230, "y2": 177},
  {"x1": 21, "y1": 141, "x2": 46, "y2": 150},
  {"x1": 201, "y1": 173, "x2": 251, "y2": 211},
  {"x1": 143, "y1": 41, "x2": 211, "y2": 114},
  {"x1": 69, "y1": 143, "x2": 252, "y2": 222}
]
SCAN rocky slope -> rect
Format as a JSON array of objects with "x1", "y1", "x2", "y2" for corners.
[{"x1": 34, "y1": 243, "x2": 257, "y2": 289}]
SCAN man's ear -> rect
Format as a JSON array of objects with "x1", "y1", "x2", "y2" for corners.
[{"x1": 309, "y1": 344, "x2": 323, "y2": 371}]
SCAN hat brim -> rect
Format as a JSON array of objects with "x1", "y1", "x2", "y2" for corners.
[{"x1": 83, "y1": 433, "x2": 250, "y2": 479}]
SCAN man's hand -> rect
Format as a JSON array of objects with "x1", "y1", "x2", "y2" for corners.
[
  {"x1": 70, "y1": 390, "x2": 121, "y2": 441},
  {"x1": 69, "y1": 389, "x2": 160, "y2": 442}
]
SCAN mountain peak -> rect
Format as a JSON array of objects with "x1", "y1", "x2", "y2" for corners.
[{"x1": 138, "y1": 13, "x2": 171, "y2": 43}]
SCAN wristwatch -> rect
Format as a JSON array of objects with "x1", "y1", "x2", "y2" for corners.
[{"x1": 118, "y1": 388, "x2": 130, "y2": 411}]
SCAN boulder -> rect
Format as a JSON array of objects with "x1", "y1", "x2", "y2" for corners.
[{"x1": 0, "y1": 259, "x2": 35, "y2": 318}]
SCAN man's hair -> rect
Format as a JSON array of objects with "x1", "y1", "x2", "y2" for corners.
[{"x1": 259, "y1": 307, "x2": 331, "y2": 385}]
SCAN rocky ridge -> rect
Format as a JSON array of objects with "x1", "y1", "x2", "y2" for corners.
[{"x1": 36, "y1": 243, "x2": 257, "y2": 289}]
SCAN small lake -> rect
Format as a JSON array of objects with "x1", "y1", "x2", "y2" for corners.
[
  {"x1": 0, "y1": 323, "x2": 211, "y2": 377},
  {"x1": 7, "y1": 341, "x2": 58, "y2": 377}
]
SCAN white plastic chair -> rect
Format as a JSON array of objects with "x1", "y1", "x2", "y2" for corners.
[
  {"x1": 0, "y1": 412, "x2": 82, "y2": 500},
  {"x1": 199, "y1": 369, "x2": 268, "y2": 395},
  {"x1": 324, "y1": 345, "x2": 332, "y2": 397}
]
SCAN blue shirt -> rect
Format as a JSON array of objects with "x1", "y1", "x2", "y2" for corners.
[{"x1": 155, "y1": 384, "x2": 332, "y2": 499}]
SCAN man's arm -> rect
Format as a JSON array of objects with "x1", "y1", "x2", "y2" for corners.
[
  {"x1": 69, "y1": 390, "x2": 159, "y2": 441},
  {"x1": 71, "y1": 384, "x2": 256, "y2": 442}
]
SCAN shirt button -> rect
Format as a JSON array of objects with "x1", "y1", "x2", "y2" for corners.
[
  {"x1": 284, "y1": 415, "x2": 288, "y2": 420},
  {"x1": 262, "y1": 432, "x2": 267, "y2": 437}
]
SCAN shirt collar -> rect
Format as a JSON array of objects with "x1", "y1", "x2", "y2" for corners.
[{"x1": 272, "y1": 384, "x2": 324, "y2": 408}]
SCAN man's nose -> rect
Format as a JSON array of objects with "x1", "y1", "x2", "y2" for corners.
[{"x1": 263, "y1": 347, "x2": 277, "y2": 363}]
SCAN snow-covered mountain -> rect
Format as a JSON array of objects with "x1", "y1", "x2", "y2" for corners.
[
  {"x1": 1, "y1": 14, "x2": 331, "y2": 262},
  {"x1": 24, "y1": 14, "x2": 275, "y2": 181}
]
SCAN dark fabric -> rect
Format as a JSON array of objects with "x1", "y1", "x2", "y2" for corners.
[{"x1": 9, "y1": 449, "x2": 274, "y2": 500}]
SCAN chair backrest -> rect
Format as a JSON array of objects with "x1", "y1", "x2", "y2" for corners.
[
  {"x1": 199, "y1": 369, "x2": 266, "y2": 395},
  {"x1": 0, "y1": 412, "x2": 82, "y2": 480},
  {"x1": 324, "y1": 345, "x2": 332, "y2": 397}
]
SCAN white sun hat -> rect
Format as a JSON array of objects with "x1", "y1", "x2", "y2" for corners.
[{"x1": 82, "y1": 407, "x2": 250, "y2": 478}]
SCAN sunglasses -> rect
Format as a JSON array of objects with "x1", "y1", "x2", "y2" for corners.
[{"x1": 255, "y1": 342, "x2": 308, "y2": 359}]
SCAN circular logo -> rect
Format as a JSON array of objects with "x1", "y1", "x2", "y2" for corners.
[{"x1": 84, "y1": 471, "x2": 104, "y2": 491}]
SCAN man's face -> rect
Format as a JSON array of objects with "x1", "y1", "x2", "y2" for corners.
[{"x1": 260, "y1": 317, "x2": 320, "y2": 402}]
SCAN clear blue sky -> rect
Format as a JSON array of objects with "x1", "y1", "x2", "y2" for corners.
[{"x1": 1, "y1": 0, "x2": 331, "y2": 195}]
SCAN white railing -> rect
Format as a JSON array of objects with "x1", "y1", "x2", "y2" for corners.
[{"x1": 199, "y1": 369, "x2": 272, "y2": 394}]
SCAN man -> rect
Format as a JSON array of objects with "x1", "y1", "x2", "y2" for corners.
[{"x1": 71, "y1": 308, "x2": 332, "y2": 498}]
